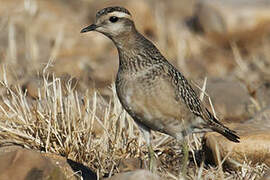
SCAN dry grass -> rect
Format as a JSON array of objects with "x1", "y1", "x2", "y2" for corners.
[
  {"x1": 0, "y1": 65, "x2": 269, "y2": 179},
  {"x1": 0, "y1": 0, "x2": 269, "y2": 179}
]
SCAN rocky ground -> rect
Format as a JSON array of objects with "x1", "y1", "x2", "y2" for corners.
[{"x1": 0, "y1": 0, "x2": 270, "y2": 179}]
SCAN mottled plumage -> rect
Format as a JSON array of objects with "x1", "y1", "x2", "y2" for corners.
[{"x1": 81, "y1": 6, "x2": 240, "y2": 145}]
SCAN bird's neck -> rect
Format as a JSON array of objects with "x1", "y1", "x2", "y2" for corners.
[
  {"x1": 112, "y1": 31, "x2": 158, "y2": 72},
  {"x1": 112, "y1": 28, "x2": 142, "y2": 52}
]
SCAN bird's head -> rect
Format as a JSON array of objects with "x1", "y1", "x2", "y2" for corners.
[{"x1": 81, "y1": 6, "x2": 135, "y2": 40}]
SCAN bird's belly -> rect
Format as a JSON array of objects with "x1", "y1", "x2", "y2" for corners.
[{"x1": 116, "y1": 79, "x2": 193, "y2": 138}]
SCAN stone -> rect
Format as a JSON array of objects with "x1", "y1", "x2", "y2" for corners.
[
  {"x1": 252, "y1": 106, "x2": 270, "y2": 123},
  {"x1": 118, "y1": 158, "x2": 145, "y2": 172},
  {"x1": 0, "y1": 146, "x2": 97, "y2": 180},
  {"x1": 22, "y1": 78, "x2": 43, "y2": 99},
  {"x1": 105, "y1": 170, "x2": 161, "y2": 180},
  {"x1": 22, "y1": 74, "x2": 78, "y2": 99},
  {"x1": 193, "y1": 0, "x2": 270, "y2": 44},
  {"x1": 261, "y1": 170, "x2": 270, "y2": 180},
  {"x1": 44, "y1": 153, "x2": 97, "y2": 180},
  {"x1": 0, "y1": 148, "x2": 66, "y2": 180},
  {"x1": 204, "y1": 106, "x2": 270, "y2": 169},
  {"x1": 42, "y1": 153, "x2": 79, "y2": 180},
  {"x1": 256, "y1": 82, "x2": 270, "y2": 109},
  {"x1": 196, "y1": 78, "x2": 253, "y2": 123}
]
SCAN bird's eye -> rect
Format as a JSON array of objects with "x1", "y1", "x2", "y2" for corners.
[{"x1": 109, "y1": 16, "x2": 119, "y2": 23}]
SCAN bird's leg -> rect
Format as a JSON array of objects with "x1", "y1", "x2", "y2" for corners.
[
  {"x1": 138, "y1": 123, "x2": 156, "y2": 172},
  {"x1": 148, "y1": 142, "x2": 155, "y2": 172},
  {"x1": 180, "y1": 139, "x2": 188, "y2": 178},
  {"x1": 176, "y1": 131, "x2": 189, "y2": 178}
]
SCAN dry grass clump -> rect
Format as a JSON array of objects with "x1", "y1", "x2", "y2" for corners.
[
  {"x1": 0, "y1": 66, "x2": 269, "y2": 179},
  {"x1": 0, "y1": 65, "x2": 138, "y2": 176}
]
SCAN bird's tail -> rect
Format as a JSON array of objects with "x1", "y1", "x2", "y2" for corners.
[{"x1": 203, "y1": 108, "x2": 240, "y2": 143}]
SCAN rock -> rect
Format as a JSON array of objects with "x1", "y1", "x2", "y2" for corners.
[
  {"x1": 118, "y1": 158, "x2": 145, "y2": 172},
  {"x1": 256, "y1": 82, "x2": 270, "y2": 109},
  {"x1": 0, "y1": 146, "x2": 97, "y2": 180},
  {"x1": 252, "y1": 106, "x2": 270, "y2": 123},
  {"x1": 22, "y1": 78, "x2": 43, "y2": 99},
  {"x1": 0, "y1": 145, "x2": 23, "y2": 154},
  {"x1": 204, "y1": 106, "x2": 270, "y2": 169},
  {"x1": 0, "y1": 148, "x2": 66, "y2": 180},
  {"x1": 42, "y1": 153, "x2": 79, "y2": 180},
  {"x1": 261, "y1": 170, "x2": 270, "y2": 180},
  {"x1": 22, "y1": 74, "x2": 78, "y2": 99},
  {"x1": 197, "y1": 78, "x2": 253, "y2": 123},
  {"x1": 44, "y1": 154, "x2": 97, "y2": 180},
  {"x1": 105, "y1": 170, "x2": 161, "y2": 180},
  {"x1": 187, "y1": 48, "x2": 235, "y2": 78},
  {"x1": 193, "y1": 0, "x2": 270, "y2": 45},
  {"x1": 117, "y1": 157, "x2": 161, "y2": 173}
]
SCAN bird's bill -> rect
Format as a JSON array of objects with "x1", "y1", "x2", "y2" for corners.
[{"x1": 80, "y1": 24, "x2": 98, "y2": 33}]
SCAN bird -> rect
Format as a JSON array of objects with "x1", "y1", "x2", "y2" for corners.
[{"x1": 81, "y1": 6, "x2": 240, "y2": 173}]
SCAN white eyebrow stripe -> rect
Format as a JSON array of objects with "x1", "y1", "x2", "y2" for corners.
[{"x1": 108, "y1": 11, "x2": 132, "y2": 19}]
